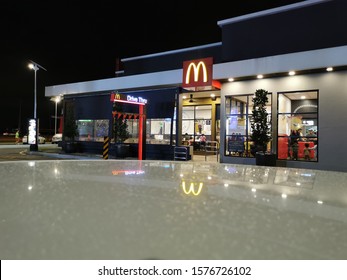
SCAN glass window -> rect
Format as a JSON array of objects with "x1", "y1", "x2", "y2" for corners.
[
  {"x1": 182, "y1": 105, "x2": 212, "y2": 150},
  {"x1": 225, "y1": 94, "x2": 272, "y2": 157},
  {"x1": 76, "y1": 119, "x2": 109, "y2": 142},
  {"x1": 125, "y1": 119, "x2": 139, "y2": 143},
  {"x1": 277, "y1": 91, "x2": 318, "y2": 162},
  {"x1": 195, "y1": 105, "x2": 211, "y2": 119},
  {"x1": 146, "y1": 118, "x2": 173, "y2": 145}
]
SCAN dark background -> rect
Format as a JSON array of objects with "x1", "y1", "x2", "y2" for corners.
[{"x1": 1, "y1": 0, "x2": 304, "y2": 135}]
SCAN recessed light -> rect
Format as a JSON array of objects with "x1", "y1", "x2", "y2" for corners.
[
  {"x1": 326, "y1": 67, "x2": 333, "y2": 72},
  {"x1": 257, "y1": 74, "x2": 263, "y2": 79},
  {"x1": 228, "y1": 78, "x2": 234, "y2": 82},
  {"x1": 289, "y1": 71, "x2": 296, "y2": 76}
]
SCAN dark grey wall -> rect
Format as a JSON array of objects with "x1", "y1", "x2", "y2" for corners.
[
  {"x1": 73, "y1": 94, "x2": 113, "y2": 120},
  {"x1": 122, "y1": 45, "x2": 222, "y2": 75},
  {"x1": 220, "y1": 0, "x2": 347, "y2": 62}
]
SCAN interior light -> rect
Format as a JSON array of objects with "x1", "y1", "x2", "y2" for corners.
[
  {"x1": 289, "y1": 71, "x2": 296, "y2": 76},
  {"x1": 326, "y1": 67, "x2": 333, "y2": 72},
  {"x1": 228, "y1": 78, "x2": 234, "y2": 82},
  {"x1": 182, "y1": 95, "x2": 187, "y2": 99},
  {"x1": 301, "y1": 96, "x2": 306, "y2": 99},
  {"x1": 257, "y1": 74, "x2": 263, "y2": 79}
]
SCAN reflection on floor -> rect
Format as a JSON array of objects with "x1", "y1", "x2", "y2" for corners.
[
  {"x1": 192, "y1": 154, "x2": 219, "y2": 162},
  {"x1": 1, "y1": 159, "x2": 347, "y2": 260}
]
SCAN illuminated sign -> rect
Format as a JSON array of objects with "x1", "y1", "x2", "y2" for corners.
[
  {"x1": 110, "y1": 92, "x2": 147, "y2": 105},
  {"x1": 181, "y1": 181, "x2": 204, "y2": 196},
  {"x1": 182, "y1": 57, "x2": 213, "y2": 89},
  {"x1": 28, "y1": 119, "x2": 37, "y2": 145}
]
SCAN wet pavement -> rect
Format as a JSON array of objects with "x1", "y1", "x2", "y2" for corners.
[{"x1": 1, "y1": 159, "x2": 347, "y2": 259}]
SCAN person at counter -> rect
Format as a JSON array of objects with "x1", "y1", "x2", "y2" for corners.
[
  {"x1": 291, "y1": 139, "x2": 299, "y2": 160},
  {"x1": 304, "y1": 143, "x2": 311, "y2": 160},
  {"x1": 182, "y1": 133, "x2": 189, "y2": 145},
  {"x1": 199, "y1": 134, "x2": 206, "y2": 148},
  {"x1": 308, "y1": 141, "x2": 318, "y2": 160}
]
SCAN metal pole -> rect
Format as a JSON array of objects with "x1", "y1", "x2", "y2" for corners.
[
  {"x1": 30, "y1": 66, "x2": 39, "y2": 151},
  {"x1": 34, "y1": 68, "x2": 37, "y2": 119},
  {"x1": 28, "y1": 60, "x2": 46, "y2": 152},
  {"x1": 54, "y1": 99, "x2": 57, "y2": 135}
]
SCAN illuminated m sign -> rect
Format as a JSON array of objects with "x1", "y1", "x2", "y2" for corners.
[{"x1": 182, "y1": 57, "x2": 213, "y2": 89}]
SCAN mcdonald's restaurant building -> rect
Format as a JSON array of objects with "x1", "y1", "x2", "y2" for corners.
[{"x1": 45, "y1": 0, "x2": 347, "y2": 172}]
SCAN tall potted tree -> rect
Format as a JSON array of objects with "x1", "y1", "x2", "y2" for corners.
[
  {"x1": 250, "y1": 89, "x2": 276, "y2": 166},
  {"x1": 113, "y1": 101, "x2": 130, "y2": 158}
]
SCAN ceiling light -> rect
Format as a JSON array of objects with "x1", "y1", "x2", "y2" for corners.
[
  {"x1": 289, "y1": 71, "x2": 296, "y2": 76},
  {"x1": 228, "y1": 78, "x2": 234, "y2": 82},
  {"x1": 257, "y1": 74, "x2": 263, "y2": 79},
  {"x1": 326, "y1": 67, "x2": 333, "y2": 72}
]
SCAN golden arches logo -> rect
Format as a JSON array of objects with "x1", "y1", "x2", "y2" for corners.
[
  {"x1": 181, "y1": 181, "x2": 203, "y2": 196},
  {"x1": 115, "y1": 93, "x2": 121, "y2": 100},
  {"x1": 185, "y1": 61, "x2": 207, "y2": 84}
]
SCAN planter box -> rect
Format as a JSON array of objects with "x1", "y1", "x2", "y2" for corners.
[
  {"x1": 64, "y1": 141, "x2": 78, "y2": 153},
  {"x1": 255, "y1": 152, "x2": 277, "y2": 166},
  {"x1": 113, "y1": 143, "x2": 130, "y2": 158}
]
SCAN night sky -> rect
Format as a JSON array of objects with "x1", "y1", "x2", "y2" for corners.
[{"x1": 1, "y1": 0, "x2": 304, "y2": 134}]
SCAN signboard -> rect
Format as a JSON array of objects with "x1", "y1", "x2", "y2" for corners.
[
  {"x1": 182, "y1": 57, "x2": 213, "y2": 90},
  {"x1": 28, "y1": 119, "x2": 37, "y2": 145},
  {"x1": 110, "y1": 92, "x2": 147, "y2": 105}
]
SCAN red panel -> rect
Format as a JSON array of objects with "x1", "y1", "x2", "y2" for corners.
[{"x1": 278, "y1": 136, "x2": 289, "y2": 159}]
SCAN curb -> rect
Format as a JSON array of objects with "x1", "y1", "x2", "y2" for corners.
[{"x1": 29, "y1": 151, "x2": 103, "y2": 160}]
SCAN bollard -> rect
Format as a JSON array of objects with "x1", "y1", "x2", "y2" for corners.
[{"x1": 103, "y1": 136, "x2": 110, "y2": 159}]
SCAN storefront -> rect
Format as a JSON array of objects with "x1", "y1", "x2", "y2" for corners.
[{"x1": 45, "y1": 0, "x2": 347, "y2": 171}]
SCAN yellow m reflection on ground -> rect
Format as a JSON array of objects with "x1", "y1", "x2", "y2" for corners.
[{"x1": 181, "y1": 181, "x2": 204, "y2": 196}]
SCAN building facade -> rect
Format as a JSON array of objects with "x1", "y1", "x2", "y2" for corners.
[{"x1": 45, "y1": 0, "x2": 347, "y2": 172}]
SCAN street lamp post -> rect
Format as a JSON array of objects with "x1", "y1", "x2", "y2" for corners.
[
  {"x1": 54, "y1": 96, "x2": 61, "y2": 135},
  {"x1": 28, "y1": 60, "x2": 47, "y2": 151}
]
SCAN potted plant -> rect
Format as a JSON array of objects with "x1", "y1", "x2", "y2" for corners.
[
  {"x1": 63, "y1": 100, "x2": 79, "y2": 153},
  {"x1": 112, "y1": 101, "x2": 130, "y2": 158},
  {"x1": 250, "y1": 89, "x2": 276, "y2": 166}
]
